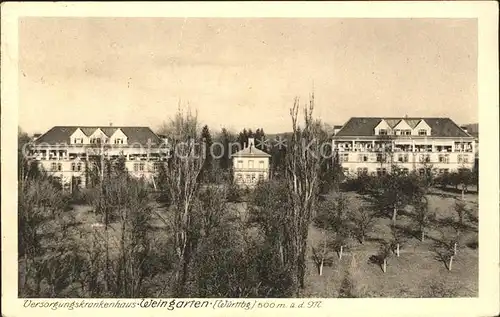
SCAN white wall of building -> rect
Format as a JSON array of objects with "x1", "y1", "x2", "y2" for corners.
[{"x1": 232, "y1": 156, "x2": 270, "y2": 186}]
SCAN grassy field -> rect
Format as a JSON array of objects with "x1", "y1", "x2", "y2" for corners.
[{"x1": 303, "y1": 190, "x2": 478, "y2": 298}]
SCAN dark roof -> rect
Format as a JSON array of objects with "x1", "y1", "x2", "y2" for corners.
[
  {"x1": 35, "y1": 126, "x2": 162, "y2": 145},
  {"x1": 232, "y1": 145, "x2": 271, "y2": 157},
  {"x1": 334, "y1": 117, "x2": 473, "y2": 138}
]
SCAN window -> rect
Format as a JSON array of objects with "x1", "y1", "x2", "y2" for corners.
[
  {"x1": 379, "y1": 129, "x2": 388, "y2": 135},
  {"x1": 259, "y1": 173, "x2": 265, "y2": 181},
  {"x1": 340, "y1": 153, "x2": 349, "y2": 162},
  {"x1": 457, "y1": 154, "x2": 463, "y2": 163},
  {"x1": 419, "y1": 154, "x2": 430, "y2": 163},
  {"x1": 77, "y1": 163, "x2": 82, "y2": 172},
  {"x1": 237, "y1": 173, "x2": 243, "y2": 181},
  {"x1": 237, "y1": 160, "x2": 243, "y2": 169},
  {"x1": 376, "y1": 154, "x2": 383, "y2": 162},
  {"x1": 74, "y1": 138, "x2": 83, "y2": 144},
  {"x1": 133, "y1": 163, "x2": 145, "y2": 172},
  {"x1": 418, "y1": 129, "x2": 427, "y2": 136},
  {"x1": 90, "y1": 138, "x2": 102, "y2": 144},
  {"x1": 418, "y1": 168, "x2": 425, "y2": 176},
  {"x1": 114, "y1": 138, "x2": 124, "y2": 144},
  {"x1": 259, "y1": 161, "x2": 264, "y2": 169},
  {"x1": 248, "y1": 160, "x2": 254, "y2": 168},
  {"x1": 376, "y1": 168, "x2": 387, "y2": 176},
  {"x1": 51, "y1": 162, "x2": 57, "y2": 171},
  {"x1": 246, "y1": 174, "x2": 251, "y2": 182},
  {"x1": 403, "y1": 130, "x2": 411, "y2": 136},
  {"x1": 57, "y1": 163, "x2": 62, "y2": 171},
  {"x1": 71, "y1": 162, "x2": 76, "y2": 171},
  {"x1": 251, "y1": 174, "x2": 256, "y2": 182},
  {"x1": 398, "y1": 154, "x2": 409, "y2": 163},
  {"x1": 394, "y1": 129, "x2": 401, "y2": 135},
  {"x1": 357, "y1": 168, "x2": 368, "y2": 176},
  {"x1": 439, "y1": 154, "x2": 450, "y2": 163},
  {"x1": 153, "y1": 162, "x2": 160, "y2": 172},
  {"x1": 358, "y1": 154, "x2": 368, "y2": 162},
  {"x1": 463, "y1": 155, "x2": 469, "y2": 163}
]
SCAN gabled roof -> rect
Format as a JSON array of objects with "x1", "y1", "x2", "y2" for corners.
[
  {"x1": 385, "y1": 119, "x2": 400, "y2": 128},
  {"x1": 392, "y1": 119, "x2": 412, "y2": 130},
  {"x1": 35, "y1": 127, "x2": 78, "y2": 144},
  {"x1": 405, "y1": 119, "x2": 421, "y2": 128},
  {"x1": 232, "y1": 145, "x2": 271, "y2": 157},
  {"x1": 35, "y1": 126, "x2": 162, "y2": 145},
  {"x1": 334, "y1": 117, "x2": 472, "y2": 138}
]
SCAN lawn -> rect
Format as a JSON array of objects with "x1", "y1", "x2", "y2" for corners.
[{"x1": 302, "y1": 190, "x2": 478, "y2": 298}]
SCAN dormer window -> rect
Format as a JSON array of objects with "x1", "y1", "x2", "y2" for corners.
[
  {"x1": 379, "y1": 129, "x2": 388, "y2": 135},
  {"x1": 418, "y1": 129, "x2": 428, "y2": 136},
  {"x1": 74, "y1": 138, "x2": 83, "y2": 144},
  {"x1": 90, "y1": 138, "x2": 101, "y2": 144},
  {"x1": 114, "y1": 138, "x2": 124, "y2": 144},
  {"x1": 403, "y1": 130, "x2": 411, "y2": 135}
]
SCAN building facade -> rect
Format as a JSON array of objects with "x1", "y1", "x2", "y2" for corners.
[
  {"x1": 232, "y1": 138, "x2": 271, "y2": 187},
  {"x1": 332, "y1": 117, "x2": 475, "y2": 178},
  {"x1": 26, "y1": 126, "x2": 169, "y2": 190}
]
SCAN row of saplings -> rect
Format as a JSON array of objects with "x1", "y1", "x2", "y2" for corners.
[{"x1": 310, "y1": 194, "x2": 476, "y2": 275}]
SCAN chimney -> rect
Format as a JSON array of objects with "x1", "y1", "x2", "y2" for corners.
[
  {"x1": 109, "y1": 122, "x2": 113, "y2": 127},
  {"x1": 248, "y1": 138, "x2": 255, "y2": 147},
  {"x1": 248, "y1": 138, "x2": 255, "y2": 152}
]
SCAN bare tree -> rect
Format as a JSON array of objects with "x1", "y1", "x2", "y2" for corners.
[
  {"x1": 389, "y1": 224, "x2": 408, "y2": 257},
  {"x1": 311, "y1": 230, "x2": 333, "y2": 276},
  {"x1": 158, "y1": 107, "x2": 205, "y2": 296},
  {"x1": 314, "y1": 195, "x2": 351, "y2": 259},
  {"x1": 454, "y1": 199, "x2": 468, "y2": 230},
  {"x1": 283, "y1": 94, "x2": 324, "y2": 294},
  {"x1": 432, "y1": 239, "x2": 456, "y2": 271},
  {"x1": 377, "y1": 242, "x2": 392, "y2": 273},
  {"x1": 414, "y1": 196, "x2": 436, "y2": 242},
  {"x1": 349, "y1": 207, "x2": 376, "y2": 244}
]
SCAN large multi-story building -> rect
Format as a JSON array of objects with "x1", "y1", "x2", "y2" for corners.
[
  {"x1": 232, "y1": 138, "x2": 271, "y2": 187},
  {"x1": 26, "y1": 126, "x2": 169, "y2": 190},
  {"x1": 332, "y1": 117, "x2": 475, "y2": 177}
]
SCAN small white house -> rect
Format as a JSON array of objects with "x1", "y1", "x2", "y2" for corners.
[{"x1": 232, "y1": 138, "x2": 271, "y2": 187}]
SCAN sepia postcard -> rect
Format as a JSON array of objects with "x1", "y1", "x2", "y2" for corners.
[{"x1": 1, "y1": 2, "x2": 499, "y2": 317}]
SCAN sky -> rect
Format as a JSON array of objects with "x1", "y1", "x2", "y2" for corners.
[{"x1": 18, "y1": 18, "x2": 478, "y2": 135}]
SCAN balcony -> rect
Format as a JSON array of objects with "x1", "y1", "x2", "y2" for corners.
[{"x1": 336, "y1": 147, "x2": 472, "y2": 154}]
